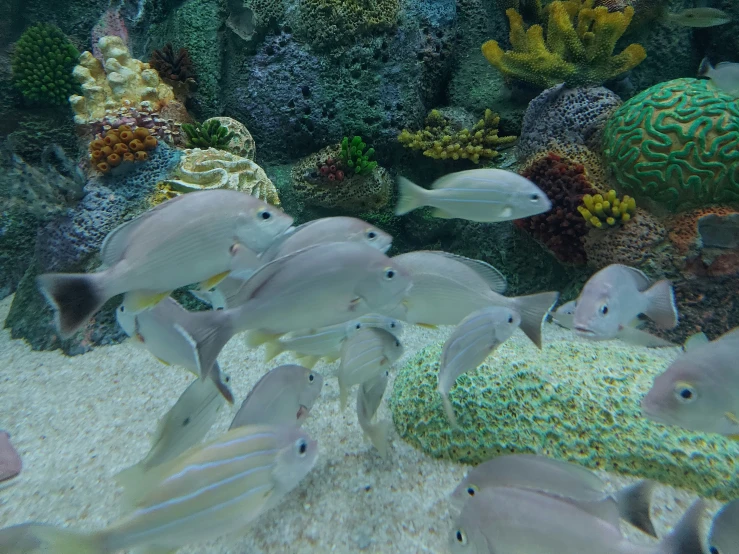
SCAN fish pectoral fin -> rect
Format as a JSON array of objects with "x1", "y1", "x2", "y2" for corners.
[
  {"x1": 124, "y1": 290, "x2": 172, "y2": 313},
  {"x1": 415, "y1": 323, "x2": 438, "y2": 329},
  {"x1": 154, "y1": 356, "x2": 172, "y2": 366},
  {"x1": 199, "y1": 271, "x2": 231, "y2": 291},
  {"x1": 431, "y1": 207, "x2": 454, "y2": 219},
  {"x1": 725, "y1": 411, "x2": 739, "y2": 425},
  {"x1": 348, "y1": 297, "x2": 364, "y2": 312}
]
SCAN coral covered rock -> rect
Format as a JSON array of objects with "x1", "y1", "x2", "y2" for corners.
[
  {"x1": 481, "y1": 1, "x2": 646, "y2": 88},
  {"x1": 578, "y1": 190, "x2": 636, "y2": 229},
  {"x1": 602, "y1": 78, "x2": 739, "y2": 212},
  {"x1": 149, "y1": 43, "x2": 197, "y2": 89},
  {"x1": 88, "y1": 126, "x2": 158, "y2": 175},
  {"x1": 390, "y1": 338, "x2": 739, "y2": 500},
  {"x1": 69, "y1": 36, "x2": 175, "y2": 125}
]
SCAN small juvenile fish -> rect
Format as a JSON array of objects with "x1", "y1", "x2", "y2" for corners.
[
  {"x1": 450, "y1": 486, "x2": 705, "y2": 554},
  {"x1": 0, "y1": 425, "x2": 318, "y2": 553},
  {"x1": 642, "y1": 326, "x2": 739, "y2": 437},
  {"x1": 385, "y1": 251, "x2": 558, "y2": 348},
  {"x1": 229, "y1": 365, "x2": 324, "y2": 429},
  {"x1": 0, "y1": 431, "x2": 21, "y2": 486},
  {"x1": 666, "y1": 8, "x2": 731, "y2": 28},
  {"x1": 708, "y1": 498, "x2": 739, "y2": 554},
  {"x1": 245, "y1": 313, "x2": 404, "y2": 368},
  {"x1": 573, "y1": 264, "x2": 678, "y2": 341},
  {"x1": 450, "y1": 454, "x2": 657, "y2": 537},
  {"x1": 394, "y1": 169, "x2": 551, "y2": 222},
  {"x1": 338, "y1": 327, "x2": 403, "y2": 409},
  {"x1": 699, "y1": 58, "x2": 739, "y2": 97},
  {"x1": 37, "y1": 190, "x2": 293, "y2": 337},
  {"x1": 115, "y1": 375, "x2": 229, "y2": 487},
  {"x1": 438, "y1": 306, "x2": 521, "y2": 426},
  {"x1": 356, "y1": 370, "x2": 391, "y2": 457},
  {"x1": 116, "y1": 298, "x2": 234, "y2": 403}
]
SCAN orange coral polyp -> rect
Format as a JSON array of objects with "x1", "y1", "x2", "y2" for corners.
[
  {"x1": 114, "y1": 143, "x2": 130, "y2": 154},
  {"x1": 128, "y1": 139, "x2": 145, "y2": 152},
  {"x1": 104, "y1": 134, "x2": 121, "y2": 146},
  {"x1": 123, "y1": 152, "x2": 135, "y2": 162},
  {"x1": 97, "y1": 162, "x2": 111, "y2": 173},
  {"x1": 90, "y1": 149, "x2": 105, "y2": 161},
  {"x1": 119, "y1": 131, "x2": 134, "y2": 143},
  {"x1": 90, "y1": 139, "x2": 106, "y2": 150},
  {"x1": 143, "y1": 136, "x2": 158, "y2": 150},
  {"x1": 134, "y1": 151, "x2": 149, "y2": 161},
  {"x1": 107, "y1": 153, "x2": 122, "y2": 167},
  {"x1": 134, "y1": 127, "x2": 151, "y2": 140},
  {"x1": 118, "y1": 125, "x2": 132, "y2": 133},
  {"x1": 101, "y1": 146, "x2": 114, "y2": 157}
]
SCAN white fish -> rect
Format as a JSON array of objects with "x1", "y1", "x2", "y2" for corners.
[
  {"x1": 666, "y1": 8, "x2": 731, "y2": 28},
  {"x1": 229, "y1": 365, "x2": 324, "y2": 429},
  {"x1": 708, "y1": 498, "x2": 739, "y2": 554},
  {"x1": 699, "y1": 58, "x2": 739, "y2": 97},
  {"x1": 642, "y1": 326, "x2": 739, "y2": 437},
  {"x1": 338, "y1": 327, "x2": 403, "y2": 409},
  {"x1": 385, "y1": 250, "x2": 558, "y2": 348},
  {"x1": 0, "y1": 431, "x2": 21, "y2": 487},
  {"x1": 438, "y1": 306, "x2": 521, "y2": 426},
  {"x1": 356, "y1": 370, "x2": 391, "y2": 457},
  {"x1": 394, "y1": 169, "x2": 551, "y2": 222},
  {"x1": 115, "y1": 375, "x2": 229, "y2": 487},
  {"x1": 0, "y1": 425, "x2": 318, "y2": 553},
  {"x1": 573, "y1": 264, "x2": 678, "y2": 341},
  {"x1": 115, "y1": 297, "x2": 234, "y2": 402},
  {"x1": 37, "y1": 190, "x2": 293, "y2": 337}
]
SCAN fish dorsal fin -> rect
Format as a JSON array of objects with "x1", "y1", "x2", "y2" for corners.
[
  {"x1": 715, "y1": 62, "x2": 736, "y2": 70},
  {"x1": 612, "y1": 264, "x2": 651, "y2": 291},
  {"x1": 683, "y1": 332, "x2": 709, "y2": 351},
  {"x1": 100, "y1": 216, "x2": 148, "y2": 267},
  {"x1": 428, "y1": 251, "x2": 507, "y2": 293}
]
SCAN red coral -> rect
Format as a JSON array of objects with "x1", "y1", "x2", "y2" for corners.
[
  {"x1": 314, "y1": 156, "x2": 345, "y2": 185},
  {"x1": 515, "y1": 152, "x2": 598, "y2": 265}
]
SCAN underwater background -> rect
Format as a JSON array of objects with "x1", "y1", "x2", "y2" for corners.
[{"x1": 1, "y1": 0, "x2": 739, "y2": 552}]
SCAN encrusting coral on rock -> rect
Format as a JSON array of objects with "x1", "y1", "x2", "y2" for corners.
[
  {"x1": 578, "y1": 190, "x2": 636, "y2": 228},
  {"x1": 88, "y1": 126, "x2": 158, "y2": 175}
]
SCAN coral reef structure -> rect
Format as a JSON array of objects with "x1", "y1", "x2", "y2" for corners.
[
  {"x1": 516, "y1": 153, "x2": 597, "y2": 265},
  {"x1": 398, "y1": 109, "x2": 516, "y2": 163},
  {"x1": 339, "y1": 135, "x2": 377, "y2": 176},
  {"x1": 204, "y1": 117, "x2": 256, "y2": 159},
  {"x1": 11, "y1": 23, "x2": 80, "y2": 106},
  {"x1": 157, "y1": 148, "x2": 280, "y2": 206},
  {"x1": 149, "y1": 43, "x2": 197, "y2": 89},
  {"x1": 602, "y1": 78, "x2": 739, "y2": 212},
  {"x1": 182, "y1": 119, "x2": 236, "y2": 150},
  {"x1": 578, "y1": 190, "x2": 636, "y2": 228},
  {"x1": 390, "y1": 340, "x2": 739, "y2": 500},
  {"x1": 87, "y1": 104, "x2": 187, "y2": 148},
  {"x1": 89, "y1": 126, "x2": 159, "y2": 175},
  {"x1": 481, "y1": 1, "x2": 646, "y2": 88},
  {"x1": 69, "y1": 36, "x2": 175, "y2": 125}
]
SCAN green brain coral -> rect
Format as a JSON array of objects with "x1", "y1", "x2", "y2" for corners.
[
  {"x1": 11, "y1": 23, "x2": 80, "y2": 106},
  {"x1": 390, "y1": 338, "x2": 738, "y2": 500},
  {"x1": 602, "y1": 78, "x2": 739, "y2": 212}
]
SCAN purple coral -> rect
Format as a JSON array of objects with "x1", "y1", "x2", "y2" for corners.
[{"x1": 0, "y1": 431, "x2": 21, "y2": 483}]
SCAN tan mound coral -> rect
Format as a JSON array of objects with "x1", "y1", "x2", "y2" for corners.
[
  {"x1": 156, "y1": 148, "x2": 280, "y2": 206},
  {"x1": 205, "y1": 117, "x2": 256, "y2": 159}
]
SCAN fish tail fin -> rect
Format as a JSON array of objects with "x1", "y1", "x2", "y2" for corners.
[
  {"x1": 243, "y1": 329, "x2": 280, "y2": 349},
  {"x1": 210, "y1": 361, "x2": 235, "y2": 404},
  {"x1": 511, "y1": 291, "x2": 560, "y2": 349},
  {"x1": 365, "y1": 420, "x2": 391, "y2": 458},
  {"x1": 441, "y1": 393, "x2": 460, "y2": 429},
  {"x1": 113, "y1": 463, "x2": 147, "y2": 502},
  {"x1": 394, "y1": 176, "x2": 427, "y2": 216},
  {"x1": 263, "y1": 340, "x2": 285, "y2": 363},
  {"x1": 3, "y1": 523, "x2": 107, "y2": 554},
  {"x1": 698, "y1": 57, "x2": 713, "y2": 77},
  {"x1": 614, "y1": 479, "x2": 657, "y2": 538},
  {"x1": 659, "y1": 498, "x2": 705, "y2": 554},
  {"x1": 296, "y1": 355, "x2": 320, "y2": 369},
  {"x1": 174, "y1": 311, "x2": 235, "y2": 382},
  {"x1": 36, "y1": 272, "x2": 109, "y2": 338},
  {"x1": 643, "y1": 280, "x2": 678, "y2": 329}
]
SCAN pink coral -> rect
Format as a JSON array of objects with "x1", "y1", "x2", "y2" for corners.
[{"x1": 91, "y1": 6, "x2": 130, "y2": 62}]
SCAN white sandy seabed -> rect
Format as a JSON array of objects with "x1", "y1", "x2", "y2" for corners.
[{"x1": 0, "y1": 293, "x2": 724, "y2": 553}]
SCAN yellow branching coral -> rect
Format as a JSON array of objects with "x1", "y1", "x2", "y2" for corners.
[
  {"x1": 397, "y1": 109, "x2": 516, "y2": 163},
  {"x1": 578, "y1": 190, "x2": 636, "y2": 228},
  {"x1": 481, "y1": 0, "x2": 646, "y2": 88}
]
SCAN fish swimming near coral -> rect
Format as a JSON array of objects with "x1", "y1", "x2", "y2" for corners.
[
  {"x1": 665, "y1": 8, "x2": 731, "y2": 28},
  {"x1": 0, "y1": 431, "x2": 21, "y2": 487},
  {"x1": 356, "y1": 370, "x2": 391, "y2": 457},
  {"x1": 115, "y1": 297, "x2": 234, "y2": 402},
  {"x1": 642, "y1": 326, "x2": 739, "y2": 438},
  {"x1": 449, "y1": 454, "x2": 657, "y2": 538},
  {"x1": 229, "y1": 365, "x2": 324, "y2": 429},
  {"x1": 37, "y1": 190, "x2": 293, "y2": 337},
  {"x1": 394, "y1": 169, "x2": 551, "y2": 222},
  {"x1": 438, "y1": 306, "x2": 521, "y2": 427},
  {"x1": 699, "y1": 57, "x2": 739, "y2": 97},
  {"x1": 572, "y1": 264, "x2": 678, "y2": 342},
  {"x1": 708, "y1": 498, "x2": 739, "y2": 554},
  {"x1": 0, "y1": 424, "x2": 317, "y2": 553}
]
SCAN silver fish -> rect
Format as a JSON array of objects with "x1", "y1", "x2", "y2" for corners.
[
  {"x1": 708, "y1": 498, "x2": 739, "y2": 554},
  {"x1": 573, "y1": 264, "x2": 678, "y2": 341},
  {"x1": 244, "y1": 313, "x2": 404, "y2": 368},
  {"x1": 699, "y1": 58, "x2": 739, "y2": 97},
  {"x1": 666, "y1": 8, "x2": 731, "y2": 28},
  {"x1": 438, "y1": 306, "x2": 520, "y2": 426},
  {"x1": 115, "y1": 374, "x2": 230, "y2": 487},
  {"x1": 115, "y1": 297, "x2": 234, "y2": 402},
  {"x1": 394, "y1": 169, "x2": 551, "y2": 222},
  {"x1": 0, "y1": 425, "x2": 318, "y2": 553},
  {"x1": 642, "y1": 326, "x2": 739, "y2": 437},
  {"x1": 176, "y1": 241, "x2": 413, "y2": 381},
  {"x1": 229, "y1": 365, "x2": 324, "y2": 429},
  {"x1": 385, "y1": 250, "x2": 558, "y2": 348},
  {"x1": 356, "y1": 370, "x2": 391, "y2": 457},
  {"x1": 450, "y1": 486, "x2": 705, "y2": 554},
  {"x1": 37, "y1": 190, "x2": 293, "y2": 337},
  {"x1": 338, "y1": 327, "x2": 403, "y2": 409},
  {"x1": 450, "y1": 454, "x2": 656, "y2": 537},
  {"x1": 0, "y1": 431, "x2": 21, "y2": 486}
]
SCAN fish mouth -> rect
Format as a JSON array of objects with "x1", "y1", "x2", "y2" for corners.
[{"x1": 574, "y1": 326, "x2": 596, "y2": 336}]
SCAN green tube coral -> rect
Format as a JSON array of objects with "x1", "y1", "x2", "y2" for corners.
[
  {"x1": 181, "y1": 120, "x2": 236, "y2": 150},
  {"x1": 339, "y1": 136, "x2": 378, "y2": 176},
  {"x1": 578, "y1": 190, "x2": 636, "y2": 229}
]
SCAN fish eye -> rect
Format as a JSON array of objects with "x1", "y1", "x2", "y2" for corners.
[
  {"x1": 466, "y1": 484, "x2": 478, "y2": 497},
  {"x1": 599, "y1": 304, "x2": 608, "y2": 315},
  {"x1": 355, "y1": 323, "x2": 362, "y2": 329},
  {"x1": 710, "y1": 547, "x2": 719, "y2": 554},
  {"x1": 225, "y1": 375, "x2": 231, "y2": 383},
  {"x1": 259, "y1": 209, "x2": 272, "y2": 220},
  {"x1": 455, "y1": 529, "x2": 467, "y2": 545},
  {"x1": 507, "y1": 316, "x2": 513, "y2": 323},
  {"x1": 673, "y1": 382, "x2": 696, "y2": 403},
  {"x1": 384, "y1": 268, "x2": 396, "y2": 280},
  {"x1": 390, "y1": 322, "x2": 397, "y2": 328},
  {"x1": 119, "y1": 305, "x2": 125, "y2": 312},
  {"x1": 395, "y1": 339, "x2": 400, "y2": 347},
  {"x1": 529, "y1": 193, "x2": 540, "y2": 201},
  {"x1": 308, "y1": 373, "x2": 315, "y2": 382},
  {"x1": 296, "y1": 438, "x2": 308, "y2": 456},
  {"x1": 182, "y1": 417, "x2": 191, "y2": 427},
  {"x1": 366, "y1": 230, "x2": 377, "y2": 239}
]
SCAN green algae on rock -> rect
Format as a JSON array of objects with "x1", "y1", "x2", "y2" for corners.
[
  {"x1": 602, "y1": 78, "x2": 739, "y2": 213},
  {"x1": 390, "y1": 338, "x2": 738, "y2": 500}
]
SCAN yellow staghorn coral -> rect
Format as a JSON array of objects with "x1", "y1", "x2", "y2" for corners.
[
  {"x1": 397, "y1": 109, "x2": 516, "y2": 163},
  {"x1": 481, "y1": 0, "x2": 646, "y2": 88},
  {"x1": 578, "y1": 189, "x2": 636, "y2": 229}
]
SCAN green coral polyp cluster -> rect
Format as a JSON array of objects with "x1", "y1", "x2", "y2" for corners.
[
  {"x1": 578, "y1": 190, "x2": 636, "y2": 228},
  {"x1": 182, "y1": 120, "x2": 235, "y2": 150},
  {"x1": 398, "y1": 109, "x2": 516, "y2": 163},
  {"x1": 481, "y1": 0, "x2": 646, "y2": 88},
  {"x1": 11, "y1": 23, "x2": 80, "y2": 106},
  {"x1": 340, "y1": 136, "x2": 377, "y2": 176}
]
